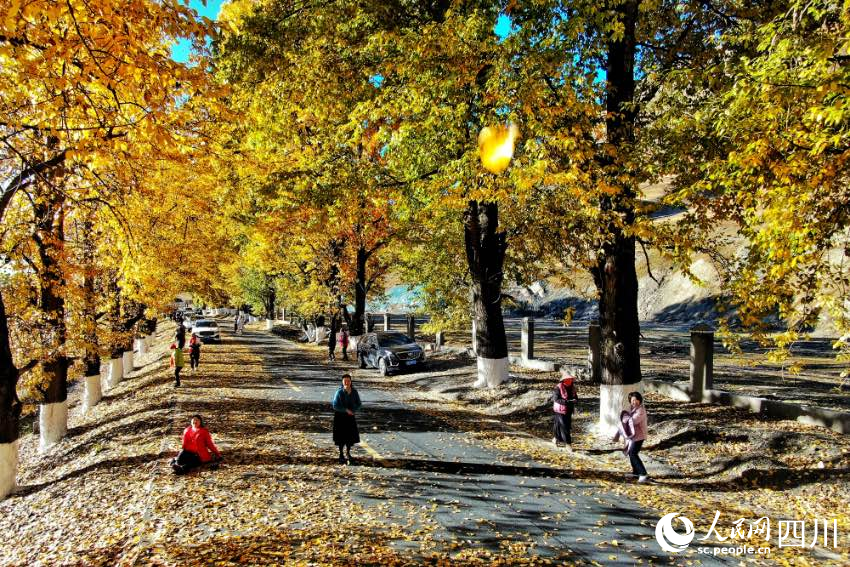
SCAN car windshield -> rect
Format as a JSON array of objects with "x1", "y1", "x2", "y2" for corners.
[
  {"x1": 378, "y1": 334, "x2": 414, "y2": 347},
  {"x1": 195, "y1": 320, "x2": 217, "y2": 328}
]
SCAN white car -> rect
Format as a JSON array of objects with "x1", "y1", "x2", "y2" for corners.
[{"x1": 192, "y1": 319, "x2": 221, "y2": 343}]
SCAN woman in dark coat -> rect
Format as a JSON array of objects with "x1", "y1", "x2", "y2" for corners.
[
  {"x1": 552, "y1": 372, "x2": 578, "y2": 449},
  {"x1": 332, "y1": 374, "x2": 361, "y2": 464}
]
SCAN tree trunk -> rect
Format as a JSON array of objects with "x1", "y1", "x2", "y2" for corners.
[
  {"x1": 0, "y1": 292, "x2": 21, "y2": 499},
  {"x1": 120, "y1": 299, "x2": 143, "y2": 379},
  {"x1": 34, "y1": 192, "x2": 69, "y2": 451},
  {"x1": 265, "y1": 284, "x2": 276, "y2": 320},
  {"x1": 464, "y1": 201, "x2": 509, "y2": 388},
  {"x1": 80, "y1": 218, "x2": 102, "y2": 411},
  {"x1": 263, "y1": 280, "x2": 276, "y2": 330},
  {"x1": 596, "y1": 0, "x2": 643, "y2": 434},
  {"x1": 351, "y1": 246, "x2": 368, "y2": 336}
]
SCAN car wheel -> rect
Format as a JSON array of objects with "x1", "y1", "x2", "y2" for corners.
[{"x1": 378, "y1": 358, "x2": 388, "y2": 376}]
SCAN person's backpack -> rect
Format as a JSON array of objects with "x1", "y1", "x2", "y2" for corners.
[
  {"x1": 619, "y1": 410, "x2": 635, "y2": 438},
  {"x1": 553, "y1": 380, "x2": 576, "y2": 414},
  {"x1": 553, "y1": 398, "x2": 568, "y2": 414},
  {"x1": 552, "y1": 384, "x2": 568, "y2": 414}
]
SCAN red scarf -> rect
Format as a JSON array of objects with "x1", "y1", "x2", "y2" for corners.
[{"x1": 558, "y1": 379, "x2": 574, "y2": 400}]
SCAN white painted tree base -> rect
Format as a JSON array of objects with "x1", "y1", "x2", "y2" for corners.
[
  {"x1": 596, "y1": 381, "x2": 644, "y2": 437},
  {"x1": 315, "y1": 327, "x2": 328, "y2": 344},
  {"x1": 473, "y1": 357, "x2": 509, "y2": 388},
  {"x1": 106, "y1": 357, "x2": 123, "y2": 389},
  {"x1": 121, "y1": 351, "x2": 134, "y2": 378},
  {"x1": 39, "y1": 401, "x2": 68, "y2": 452},
  {"x1": 265, "y1": 319, "x2": 273, "y2": 330},
  {"x1": 0, "y1": 441, "x2": 17, "y2": 500},
  {"x1": 83, "y1": 374, "x2": 102, "y2": 411},
  {"x1": 135, "y1": 336, "x2": 148, "y2": 356}
]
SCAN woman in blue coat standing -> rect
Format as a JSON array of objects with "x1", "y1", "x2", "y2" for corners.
[{"x1": 332, "y1": 374, "x2": 362, "y2": 464}]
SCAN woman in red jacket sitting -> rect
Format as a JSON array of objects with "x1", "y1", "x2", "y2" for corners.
[{"x1": 171, "y1": 415, "x2": 222, "y2": 475}]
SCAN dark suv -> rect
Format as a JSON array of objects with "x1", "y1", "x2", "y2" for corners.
[{"x1": 357, "y1": 332, "x2": 426, "y2": 376}]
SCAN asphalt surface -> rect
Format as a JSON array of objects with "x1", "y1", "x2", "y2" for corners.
[{"x1": 233, "y1": 329, "x2": 736, "y2": 565}]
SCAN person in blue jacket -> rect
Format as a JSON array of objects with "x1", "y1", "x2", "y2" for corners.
[{"x1": 332, "y1": 374, "x2": 362, "y2": 464}]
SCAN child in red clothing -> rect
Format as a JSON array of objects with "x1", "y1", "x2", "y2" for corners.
[{"x1": 171, "y1": 415, "x2": 222, "y2": 475}]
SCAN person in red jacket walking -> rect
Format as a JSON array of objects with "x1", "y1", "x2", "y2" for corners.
[
  {"x1": 171, "y1": 415, "x2": 222, "y2": 475},
  {"x1": 338, "y1": 325, "x2": 350, "y2": 361},
  {"x1": 551, "y1": 371, "x2": 578, "y2": 450}
]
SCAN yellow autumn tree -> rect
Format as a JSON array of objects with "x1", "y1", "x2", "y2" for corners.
[{"x1": 0, "y1": 0, "x2": 223, "y2": 495}]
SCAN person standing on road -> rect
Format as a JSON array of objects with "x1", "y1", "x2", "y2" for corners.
[
  {"x1": 175, "y1": 323, "x2": 186, "y2": 348},
  {"x1": 171, "y1": 415, "x2": 222, "y2": 475},
  {"x1": 188, "y1": 332, "x2": 202, "y2": 373},
  {"x1": 328, "y1": 314, "x2": 339, "y2": 361},
  {"x1": 616, "y1": 391, "x2": 649, "y2": 483},
  {"x1": 551, "y1": 371, "x2": 578, "y2": 449},
  {"x1": 170, "y1": 336, "x2": 186, "y2": 387},
  {"x1": 338, "y1": 325, "x2": 350, "y2": 361},
  {"x1": 233, "y1": 313, "x2": 239, "y2": 333},
  {"x1": 332, "y1": 374, "x2": 361, "y2": 465}
]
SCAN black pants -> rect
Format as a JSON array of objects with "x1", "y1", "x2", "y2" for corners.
[
  {"x1": 553, "y1": 412, "x2": 572, "y2": 444},
  {"x1": 628, "y1": 439, "x2": 647, "y2": 476},
  {"x1": 172, "y1": 449, "x2": 201, "y2": 475},
  {"x1": 174, "y1": 366, "x2": 182, "y2": 386},
  {"x1": 341, "y1": 346, "x2": 348, "y2": 360},
  {"x1": 190, "y1": 353, "x2": 200, "y2": 370}
]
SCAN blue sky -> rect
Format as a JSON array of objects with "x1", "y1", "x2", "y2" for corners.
[
  {"x1": 495, "y1": 14, "x2": 516, "y2": 39},
  {"x1": 172, "y1": 4, "x2": 515, "y2": 62},
  {"x1": 171, "y1": 0, "x2": 225, "y2": 63}
]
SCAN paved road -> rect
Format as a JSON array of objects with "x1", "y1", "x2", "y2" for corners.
[{"x1": 228, "y1": 328, "x2": 735, "y2": 565}]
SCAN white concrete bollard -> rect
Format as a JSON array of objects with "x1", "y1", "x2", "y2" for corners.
[
  {"x1": 39, "y1": 400, "x2": 68, "y2": 452},
  {"x1": 690, "y1": 326, "x2": 714, "y2": 402},
  {"x1": 266, "y1": 319, "x2": 273, "y2": 330},
  {"x1": 521, "y1": 317, "x2": 534, "y2": 361}
]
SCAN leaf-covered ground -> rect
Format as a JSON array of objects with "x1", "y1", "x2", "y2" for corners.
[
  {"x1": 377, "y1": 347, "x2": 850, "y2": 566},
  {"x1": 2, "y1": 321, "x2": 848, "y2": 566},
  {"x1": 0, "y1": 324, "x2": 590, "y2": 566}
]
